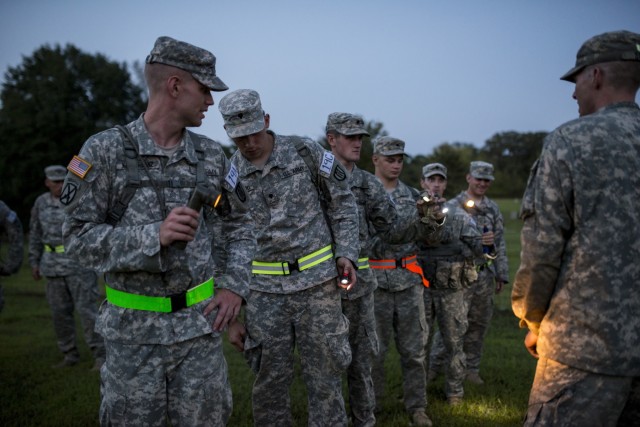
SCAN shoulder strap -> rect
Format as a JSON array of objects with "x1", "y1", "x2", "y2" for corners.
[
  {"x1": 106, "y1": 125, "x2": 141, "y2": 226},
  {"x1": 187, "y1": 130, "x2": 205, "y2": 186},
  {"x1": 291, "y1": 137, "x2": 319, "y2": 189}
]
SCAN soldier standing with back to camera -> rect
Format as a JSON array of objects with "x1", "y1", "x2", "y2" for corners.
[
  {"x1": 369, "y1": 137, "x2": 444, "y2": 427},
  {"x1": 512, "y1": 30, "x2": 640, "y2": 425},
  {"x1": 62, "y1": 36, "x2": 254, "y2": 426},
  {"x1": 0, "y1": 200, "x2": 24, "y2": 314},
  {"x1": 219, "y1": 90, "x2": 359, "y2": 427},
  {"x1": 429, "y1": 161, "x2": 508, "y2": 386},
  {"x1": 29, "y1": 164, "x2": 105, "y2": 369},
  {"x1": 418, "y1": 162, "x2": 482, "y2": 406}
]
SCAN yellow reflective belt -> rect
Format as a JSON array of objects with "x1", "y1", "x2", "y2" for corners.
[
  {"x1": 357, "y1": 257, "x2": 370, "y2": 269},
  {"x1": 44, "y1": 244, "x2": 65, "y2": 253},
  {"x1": 105, "y1": 278, "x2": 214, "y2": 313},
  {"x1": 252, "y1": 245, "x2": 333, "y2": 275}
]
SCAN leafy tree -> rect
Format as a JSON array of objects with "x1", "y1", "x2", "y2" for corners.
[
  {"x1": 481, "y1": 131, "x2": 546, "y2": 197},
  {"x1": 422, "y1": 142, "x2": 481, "y2": 197},
  {"x1": 0, "y1": 43, "x2": 146, "y2": 223}
]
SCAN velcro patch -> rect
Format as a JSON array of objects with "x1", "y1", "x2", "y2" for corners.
[
  {"x1": 319, "y1": 151, "x2": 335, "y2": 178},
  {"x1": 225, "y1": 163, "x2": 239, "y2": 190},
  {"x1": 67, "y1": 155, "x2": 92, "y2": 179}
]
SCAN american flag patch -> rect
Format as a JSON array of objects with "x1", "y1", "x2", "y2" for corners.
[{"x1": 67, "y1": 155, "x2": 92, "y2": 179}]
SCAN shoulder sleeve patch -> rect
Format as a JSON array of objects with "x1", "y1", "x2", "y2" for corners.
[
  {"x1": 225, "y1": 163, "x2": 239, "y2": 190},
  {"x1": 67, "y1": 155, "x2": 92, "y2": 179},
  {"x1": 319, "y1": 151, "x2": 335, "y2": 178}
]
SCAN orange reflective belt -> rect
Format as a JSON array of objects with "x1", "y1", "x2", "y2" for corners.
[{"x1": 369, "y1": 255, "x2": 430, "y2": 288}]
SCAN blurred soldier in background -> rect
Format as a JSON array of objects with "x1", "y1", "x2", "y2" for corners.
[
  {"x1": 513, "y1": 30, "x2": 640, "y2": 425},
  {"x1": 0, "y1": 200, "x2": 24, "y2": 313},
  {"x1": 29, "y1": 165, "x2": 105, "y2": 369}
]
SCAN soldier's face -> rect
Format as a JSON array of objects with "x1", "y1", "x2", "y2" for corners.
[
  {"x1": 328, "y1": 133, "x2": 363, "y2": 166},
  {"x1": 45, "y1": 179, "x2": 63, "y2": 198},
  {"x1": 232, "y1": 114, "x2": 272, "y2": 163},
  {"x1": 466, "y1": 175, "x2": 492, "y2": 198},
  {"x1": 421, "y1": 175, "x2": 447, "y2": 196},
  {"x1": 572, "y1": 66, "x2": 598, "y2": 117},
  {"x1": 373, "y1": 154, "x2": 403, "y2": 180},
  {"x1": 177, "y1": 75, "x2": 214, "y2": 127}
]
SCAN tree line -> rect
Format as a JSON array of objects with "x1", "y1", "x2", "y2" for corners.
[{"x1": 0, "y1": 43, "x2": 546, "y2": 228}]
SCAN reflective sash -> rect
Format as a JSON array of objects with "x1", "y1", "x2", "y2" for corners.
[
  {"x1": 369, "y1": 255, "x2": 430, "y2": 287},
  {"x1": 44, "y1": 244, "x2": 65, "y2": 253},
  {"x1": 105, "y1": 277, "x2": 214, "y2": 313},
  {"x1": 357, "y1": 257, "x2": 370, "y2": 269},
  {"x1": 252, "y1": 245, "x2": 333, "y2": 275}
]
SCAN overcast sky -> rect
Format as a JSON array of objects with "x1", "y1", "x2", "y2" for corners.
[{"x1": 1, "y1": 0, "x2": 639, "y2": 155}]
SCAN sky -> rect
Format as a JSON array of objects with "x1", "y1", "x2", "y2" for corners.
[{"x1": 1, "y1": 0, "x2": 639, "y2": 156}]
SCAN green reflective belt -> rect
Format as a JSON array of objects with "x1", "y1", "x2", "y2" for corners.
[
  {"x1": 44, "y1": 244, "x2": 65, "y2": 253},
  {"x1": 252, "y1": 245, "x2": 333, "y2": 275},
  {"x1": 105, "y1": 277, "x2": 214, "y2": 313},
  {"x1": 357, "y1": 257, "x2": 370, "y2": 269}
]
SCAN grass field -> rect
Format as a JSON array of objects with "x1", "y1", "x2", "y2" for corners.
[{"x1": 0, "y1": 199, "x2": 536, "y2": 426}]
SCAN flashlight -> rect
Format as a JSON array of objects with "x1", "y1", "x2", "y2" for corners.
[{"x1": 174, "y1": 187, "x2": 222, "y2": 250}]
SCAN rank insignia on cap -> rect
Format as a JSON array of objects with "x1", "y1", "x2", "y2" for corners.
[{"x1": 67, "y1": 155, "x2": 92, "y2": 179}]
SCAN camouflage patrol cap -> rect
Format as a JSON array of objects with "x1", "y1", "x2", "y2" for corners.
[
  {"x1": 44, "y1": 165, "x2": 66, "y2": 181},
  {"x1": 560, "y1": 30, "x2": 640, "y2": 82},
  {"x1": 146, "y1": 36, "x2": 228, "y2": 91},
  {"x1": 469, "y1": 161, "x2": 494, "y2": 181},
  {"x1": 373, "y1": 137, "x2": 407, "y2": 156},
  {"x1": 422, "y1": 163, "x2": 447, "y2": 179},
  {"x1": 325, "y1": 113, "x2": 370, "y2": 136},
  {"x1": 218, "y1": 89, "x2": 265, "y2": 138}
]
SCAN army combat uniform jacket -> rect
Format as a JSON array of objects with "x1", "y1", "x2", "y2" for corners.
[
  {"x1": 513, "y1": 102, "x2": 640, "y2": 376},
  {"x1": 233, "y1": 131, "x2": 359, "y2": 292},
  {"x1": 62, "y1": 115, "x2": 255, "y2": 345}
]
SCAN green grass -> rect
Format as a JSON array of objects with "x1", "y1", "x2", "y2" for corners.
[{"x1": 0, "y1": 199, "x2": 534, "y2": 426}]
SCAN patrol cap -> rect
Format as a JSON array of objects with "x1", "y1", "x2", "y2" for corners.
[
  {"x1": 469, "y1": 161, "x2": 494, "y2": 181},
  {"x1": 422, "y1": 163, "x2": 447, "y2": 179},
  {"x1": 44, "y1": 165, "x2": 66, "y2": 181},
  {"x1": 218, "y1": 89, "x2": 265, "y2": 138},
  {"x1": 146, "y1": 36, "x2": 228, "y2": 91},
  {"x1": 325, "y1": 113, "x2": 370, "y2": 136},
  {"x1": 373, "y1": 136, "x2": 406, "y2": 156},
  {"x1": 560, "y1": 30, "x2": 640, "y2": 82}
]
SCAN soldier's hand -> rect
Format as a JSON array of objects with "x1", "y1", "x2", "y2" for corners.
[
  {"x1": 524, "y1": 330, "x2": 539, "y2": 359},
  {"x1": 204, "y1": 288, "x2": 242, "y2": 332},
  {"x1": 31, "y1": 266, "x2": 42, "y2": 281},
  {"x1": 227, "y1": 319, "x2": 247, "y2": 352},
  {"x1": 336, "y1": 257, "x2": 357, "y2": 291},
  {"x1": 159, "y1": 206, "x2": 199, "y2": 247}
]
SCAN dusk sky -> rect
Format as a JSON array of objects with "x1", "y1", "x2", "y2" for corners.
[{"x1": 1, "y1": 0, "x2": 639, "y2": 155}]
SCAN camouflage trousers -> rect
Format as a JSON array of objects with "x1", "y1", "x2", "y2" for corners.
[
  {"x1": 100, "y1": 334, "x2": 232, "y2": 426},
  {"x1": 244, "y1": 280, "x2": 351, "y2": 427},
  {"x1": 45, "y1": 271, "x2": 105, "y2": 361},
  {"x1": 372, "y1": 285, "x2": 428, "y2": 413},
  {"x1": 342, "y1": 291, "x2": 379, "y2": 427},
  {"x1": 462, "y1": 268, "x2": 495, "y2": 373},
  {"x1": 524, "y1": 357, "x2": 640, "y2": 426},
  {"x1": 424, "y1": 287, "x2": 468, "y2": 398}
]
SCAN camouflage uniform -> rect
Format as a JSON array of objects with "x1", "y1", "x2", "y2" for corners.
[
  {"x1": 0, "y1": 200, "x2": 24, "y2": 313},
  {"x1": 430, "y1": 186, "x2": 508, "y2": 379},
  {"x1": 219, "y1": 91, "x2": 360, "y2": 427},
  {"x1": 418, "y1": 166, "x2": 482, "y2": 400},
  {"x1": 369, "y1": 139, "x2": 442, "y2": 420},
  {"x1": 62, "y1": 37, "x2": 253, "y2": 426},
  {"x1": 29, "y1": 168, "x2": 105, "y2": 365},
  {"x1": 512, "y1": 30, "x2": 640, "y2": 426}
]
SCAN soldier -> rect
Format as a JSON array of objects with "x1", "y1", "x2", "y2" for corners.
[
  {"x1": 369, "y1": 137, "x2": 444, "y2": 427},
  {"x1": 29, "y1": 165, "x2": 105, "y2": 369},
  {"x1": 512, "y1": 30, "x2": 640, "y2": 425},
  {"x1": 219, "y1": 90, "x2": 359, "y2": 427},
  {"x1": 0, "y1": 200, "x2": 24, "y2": 313},
  {"x1": 429, "y1": 160, "x2": 509, "y2": 386},
  {"x1": 61, "y1": 36, "x2": 254, "y2": 426},
  {"x1": 418, "y1": 163, "x2": 482, "y2": 405}
]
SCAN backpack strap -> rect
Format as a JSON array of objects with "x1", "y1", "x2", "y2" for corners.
[{"x1": 106, "y1": 125, "x2": 141, "y2": 226}]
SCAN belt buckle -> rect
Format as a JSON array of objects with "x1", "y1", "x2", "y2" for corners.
[
  {"x1": 169, "y1": 292, "x2": 188, "y2": 313},
  {"x1": 287, "y1": 260, "x2": 299, "y2": 274},
  {"x1": 395, "y1": 259, "x2": 403, "y2": 268}
]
